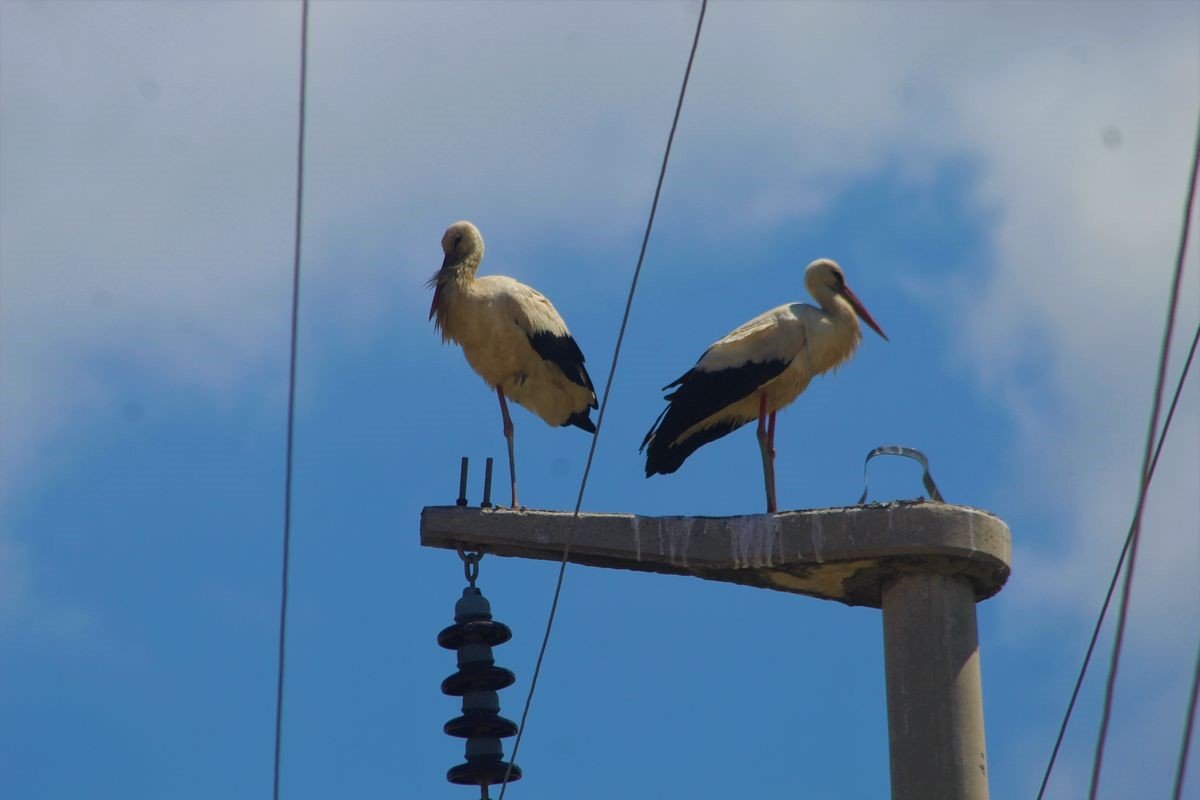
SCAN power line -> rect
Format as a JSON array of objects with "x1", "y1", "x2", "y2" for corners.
[
  {"x1": 497, "y1": 2, "x2": 709, "y2": 796},
  {"x1": 1035, "y1": 320, "x2": 1200, "y2": 800},
  {"x1": 273, "y1": 1, "x2": 310, "y2": 798},
  {"x1": 1085, "y1": 111, "x2": 1200, "y2": 800},
  {"x1": 1174, "y1": 637, "x2": 1200, "y2": 800}
]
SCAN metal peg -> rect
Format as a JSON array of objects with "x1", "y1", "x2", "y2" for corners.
[
  {"x1": 457, "y1": 457, "x2": 469, "y2": 507},
  {"x1": 481, "y1": 457, "x2": 494, "y2": 509}
]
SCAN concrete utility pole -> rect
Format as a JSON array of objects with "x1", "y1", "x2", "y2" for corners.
[{"x1": 421, "y1": 500, "x2": 1011, "y2": 800}]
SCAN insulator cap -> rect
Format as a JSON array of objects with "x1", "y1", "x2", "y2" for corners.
[
  {"x1": 454, "y1": 587, "x2": 492, "y2": 622},
  {"x1": 444, "y1": 712, "x2": 519, "y2": 739},
  {"x1": 441, "y1": 665, "x2": 516, "y2": 696},
  {"x1": 447, "y1": 760, "x2": 522, "y2": 786},
  {"x1": 437, "y1": 619, "x2": 513, "y2": 650}
]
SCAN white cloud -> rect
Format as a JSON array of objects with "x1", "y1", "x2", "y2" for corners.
[
  {"x1": 0, "y1": 1, "x2": 307, "y2": 627},
  {"x1": 2, "y1": 8, "x2": 1198, "y2": 766},
  {"x1": 936, "y1": 7, "x2": 1200, "y2": 649},
  {"x1": 1, "y1": 1, "x2": 302, "y2": 501}
]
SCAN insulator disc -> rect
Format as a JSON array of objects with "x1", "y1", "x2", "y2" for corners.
[
  {"x1": 441, "y1": 665, "x2": 516, "y2": 696},
  {"x1": 447, "y1": 760, "x2": 522, "y2": 786},
  {"x1": 437, "y1": 619, "x2": 513, "y2": 650},
  {"x1": 443, "y1": 713, "x2": 519, "y2": 739}
]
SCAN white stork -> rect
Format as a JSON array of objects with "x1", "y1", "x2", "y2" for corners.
[
  {"x1": 641, "y1": 258, "x2": 887, "y2": 513},
  {"x1": 429, "y1": 220, "x2": 597, "y2": 508}
]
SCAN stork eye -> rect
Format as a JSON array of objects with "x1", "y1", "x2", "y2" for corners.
[{"x1": 454, "y1": 234, "x2": 463, "y2": 246}]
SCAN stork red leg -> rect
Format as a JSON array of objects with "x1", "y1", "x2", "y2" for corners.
[
  {"x1": 767, "y1": 410, "x2": 777, "y2": 459},
  {"x1": 755, "y1": 392, "x2": 777, "y2": 514},
  {"x1": 496, "y1": 387, "x2": 518, "y2": 508}
]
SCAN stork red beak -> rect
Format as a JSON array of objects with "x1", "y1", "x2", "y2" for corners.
[{"x1": 841, "y1": 284, "x2": 889, "y2": 341}]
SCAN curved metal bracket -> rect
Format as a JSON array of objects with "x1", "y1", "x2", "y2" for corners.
[{"x1": 857, "y1": 445, "x2": 944, "y2": 505}]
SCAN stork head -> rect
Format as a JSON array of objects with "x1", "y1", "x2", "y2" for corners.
[
  {"x1": 440, "y1": 220, "x2": 484, "y2": 273},
  {"x1": 804, "y1": 259, "x2": 889, "y2": 341},
  {"x1": 429, "y1": 221, "x2": 485, "y2": 321}
]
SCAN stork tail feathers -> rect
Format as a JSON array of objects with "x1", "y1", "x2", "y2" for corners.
[
  {"x1": 563, "y1": 409, "x2": 597, "y2": 434},
  {"x1": 642, "y1": 358, "x2": 790, "y2": 477},
  {"x1": 643, "y1": 418, "x2": 743, "y2": 476}
]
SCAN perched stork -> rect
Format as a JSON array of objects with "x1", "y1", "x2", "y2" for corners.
[
  {"x1": 429, "y1": 221, "x2": 597, "y2": 508},
  {"x1": 641, "y1": 258, "x2": 887, "y2": 513}
]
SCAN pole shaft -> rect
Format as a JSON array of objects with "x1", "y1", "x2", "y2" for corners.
[{"x1": 882, "y1": 573, "x2": 989, "y2": 800}]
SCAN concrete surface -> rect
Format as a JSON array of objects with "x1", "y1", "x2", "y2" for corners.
[{"x1": 419, "y1": 500, "x2": 1011, "y2": 608}]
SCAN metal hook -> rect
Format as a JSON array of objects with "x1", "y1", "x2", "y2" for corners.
[{"x1": 455, "y1": 544, "x2": 484, "y2": 587}]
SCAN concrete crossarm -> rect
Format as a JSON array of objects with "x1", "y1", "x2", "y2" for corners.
[{"x1": 420, "y1": 500, "x2": 1011, "y2": 608}]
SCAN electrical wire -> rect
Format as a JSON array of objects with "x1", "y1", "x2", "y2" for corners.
[
  {"x1": 1085, "y1": 112, "x2": 1200, "y2": 800},
  {"x1": 1174, "y1": 636, "x2": 1200, "y2": 800},
  {"x1": 497, "y1": 2, "x2": 708, "y2": 795},
  {"x1": 1035, "y1": 321, "x2": 1200, "y2": 800},
  {"x1": 273, "y1": 1, "x2": 310, "y2": 798}
]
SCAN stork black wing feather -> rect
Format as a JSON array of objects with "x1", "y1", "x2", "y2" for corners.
[
  {"x1": 642, "y1": 358, "x2": 790, "y2": 476},
  {"x1": 527, "y1": 329, "x2": 597, "y2": 406}
]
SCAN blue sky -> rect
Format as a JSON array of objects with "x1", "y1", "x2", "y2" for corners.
[{"x1": 2, "y1": 1, "x2": 1198, "y2": 798}]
